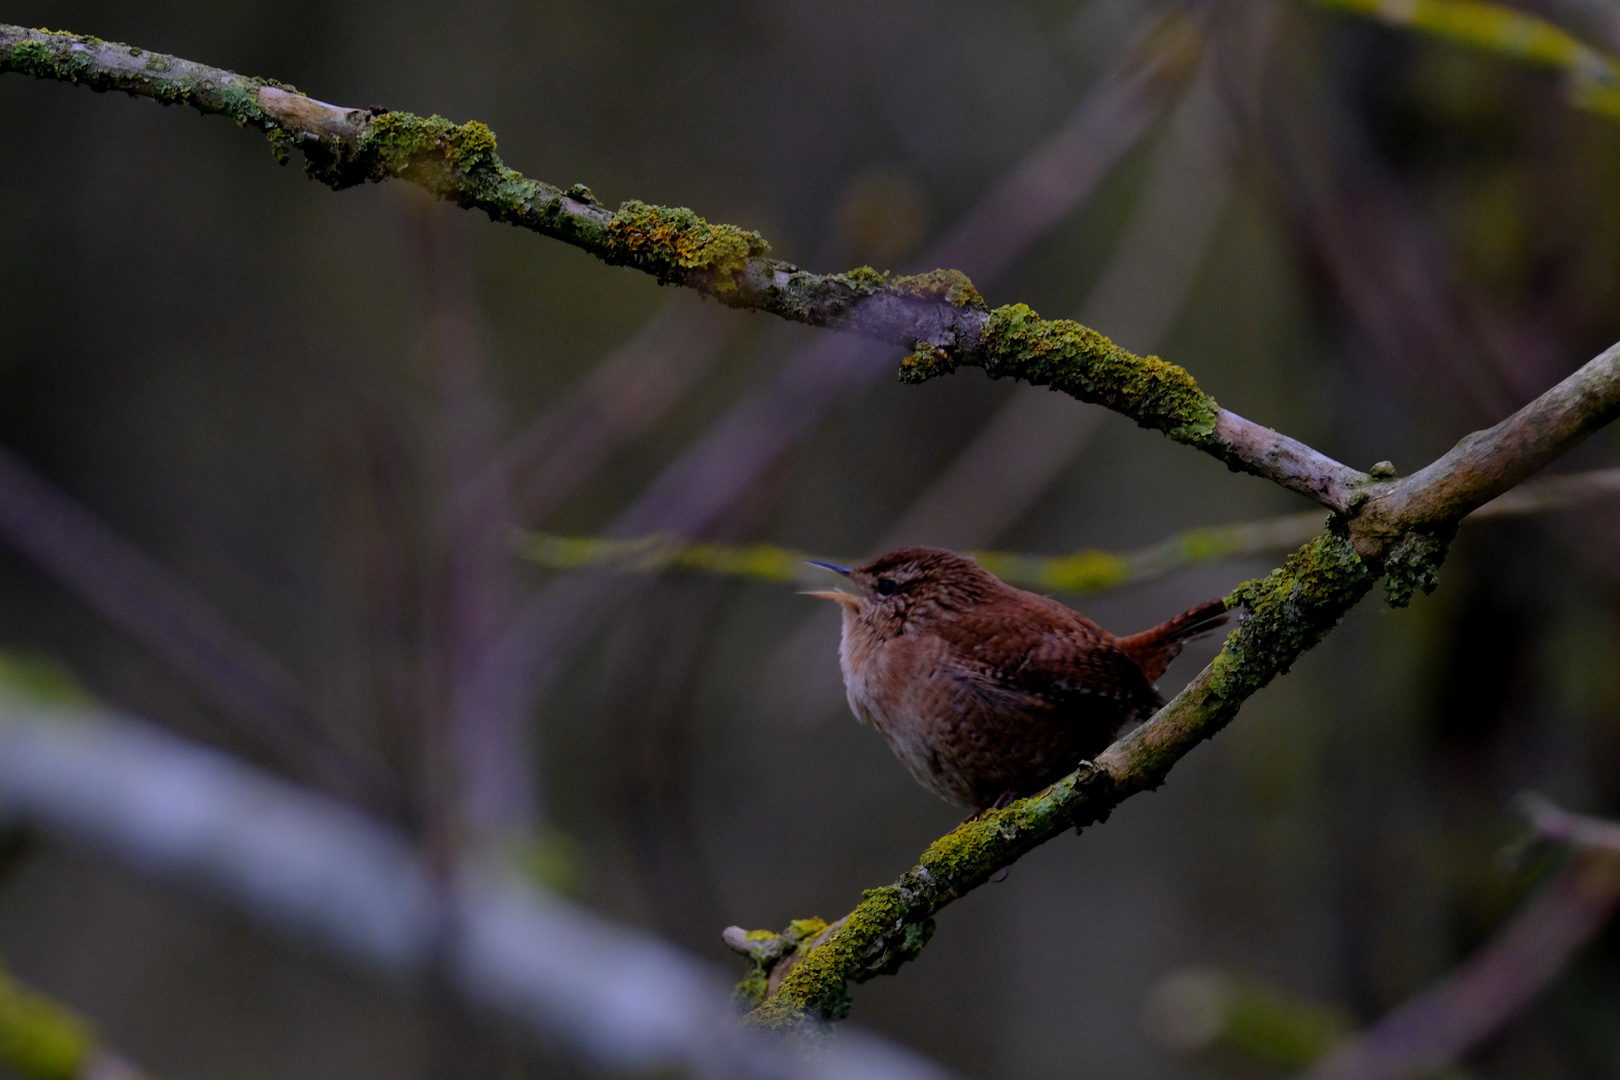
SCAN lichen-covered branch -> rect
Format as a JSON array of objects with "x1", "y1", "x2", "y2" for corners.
[
  {"x1": 733, "y1": 335, "x2": 1620, "y2": 1028},
  {"x1": 734, "y1": 534, "x2": 1374, "y2": 1027},
  {"x1": 0, "y1": 959, "x2": 150, "y2": 1080},
  {"x1": 899, "y1": 306, "x2": 1370, "y2": 509},
  {"x1": 2, "y1": 23, "x2": 1366, "y2": 510}
]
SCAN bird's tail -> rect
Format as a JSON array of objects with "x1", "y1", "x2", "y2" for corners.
[{"x1": 1118, "y1": 598, "x2": 1232, "y2": 683}]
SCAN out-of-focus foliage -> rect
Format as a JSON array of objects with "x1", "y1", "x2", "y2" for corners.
[{"x1": 1309, "y1": 0, "x2": 1620, "y2": 117}]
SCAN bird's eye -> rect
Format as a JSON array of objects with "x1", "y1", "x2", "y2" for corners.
[{"x1": 876, "y1": 578, "x2": 897, "y2": 597}]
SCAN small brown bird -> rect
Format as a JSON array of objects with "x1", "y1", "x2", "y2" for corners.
[{"x1": 807, "y1": 546, "x2": 1229, "y2": 812}]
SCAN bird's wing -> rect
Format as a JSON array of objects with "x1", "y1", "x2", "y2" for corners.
[{"x1": 932, "y1": 604, "x2": 1160, "y2": 721}]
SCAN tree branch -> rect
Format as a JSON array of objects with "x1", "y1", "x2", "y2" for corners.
[
  {"x1": 1302, "y1": 0, "x2": 1620, "y2": 120},
  {"x1": 0, "y1": 687, "x2": 949, "y2": 1080},
  {"x1": 1297, "y1": 798, "x2": 1620, "y2": 1080},
  {"x1": 1350, "y1": 341, "x2": 1620, "y2": 553},
  {"x1": 518, "y1": 464, "x2": 1620, "y2": 594},
  {"x1": 738, "y1": 532, "x2": 1376, "y2": 1027},
  {"x1": 735, "y1": 338, "x2": 1620, "y2": 1030},
  {"x1": 0, "y1": 23, "x2": 1363, "y2": 510}
]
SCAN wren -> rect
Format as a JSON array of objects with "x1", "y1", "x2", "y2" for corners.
[{"x1": 807, "y1": 546, "x2": 1229, "y2": 812}]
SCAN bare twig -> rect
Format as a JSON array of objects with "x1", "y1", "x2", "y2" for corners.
[
  {"x1": 466, "y1": 297, "x2": 737, "y2": 529},
  {"x1": 0, "y1": 447, "x2": 397, "y2": 810},
  {"x1": 1519, "y1": 792, "x2": 1620, "y2": 853},
  {"x1": 1351, "y1": 342, "x2": 1620, "y2": 552},
  {"x1": 1297, "y1": 851, "x2": 1620, "y2": 1080},
  {"x1": 402, "y1": 198, "x2": 535, "y2": 851}
]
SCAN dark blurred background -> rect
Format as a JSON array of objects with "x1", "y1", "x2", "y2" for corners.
[{"x1": 2, "y1": 0, "x2": 1620, "y2": 1076}]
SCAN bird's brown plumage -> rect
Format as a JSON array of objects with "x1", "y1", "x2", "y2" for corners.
[{"x1": 810, "y1": 546, "x2": 1229, "y2": 811}]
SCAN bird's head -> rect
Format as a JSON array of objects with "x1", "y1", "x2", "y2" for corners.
[{"x1": 804, "y1": 546, "x2": 999, "y2": 629}]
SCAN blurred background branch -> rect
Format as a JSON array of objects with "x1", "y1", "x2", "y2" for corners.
[
  {"x1": 517, "y1": 464, "x2": 1620, "y2": 595},
  {"x1": 0, "y1": 677, "x2": 951, "y2": 1080},
  {"x1": 1303, "y1": 0, "x2": 1620, "y2": 118}
]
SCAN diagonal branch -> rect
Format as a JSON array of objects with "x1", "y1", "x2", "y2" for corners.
[
  {"x1": 1296, "y1": 797, "x2": 1620, "y2": 1080},
  {"x1": 0, "y1": 23, "x2": 1365, "y2": 510},
  {"x1": 735, "y1": 336, "x2": 1620, "y2": 1030},
  {"x1": 1352, "y1": 341, "x2": 1620, "y2": 548}
]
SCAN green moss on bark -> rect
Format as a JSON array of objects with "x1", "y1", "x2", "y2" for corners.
[
  {"x1": 1211, "y1": 534, "x2": 1372, "y2": 701},
  {"x1": 901, "y1": 302, "x2": 1220, "y2": 442},
  {"x1": 1380, "y1": 526, "x2": 1454, "y2": 607},
  {"x1": 601, "y1": 201, "x2": 770, "y2": 293}
]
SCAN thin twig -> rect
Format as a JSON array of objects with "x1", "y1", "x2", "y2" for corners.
[
  {"x1": 1520, "y1": 792, "x2": 1620, "y2": 853},
  {"x1": 1301, "y1": 0, "x2": 1620, "y2": 119},
  {"x1": 516, "y1": 465, "x2": 1620, "y2": 594},
  {"x1": 1297, "y1": 851, "x2": 1620, "y2": 1080},
  {"x1": 0, "y1": 447, "x2": 398, "y2": 810},
  {"x1": 1353, "y1": 342, "x2": 1620, "y2": 552}
]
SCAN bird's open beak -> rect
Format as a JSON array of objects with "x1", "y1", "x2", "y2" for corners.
[
  {"x1": 803, "y1": 560, "x2": 860, "y2": 608},
  {"x1": 802, "y1": 589, "x2": 862, "y2": 610}
]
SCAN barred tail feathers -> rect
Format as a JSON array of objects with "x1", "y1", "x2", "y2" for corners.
[{"x1": 1118, "y1": 598, "x2": 1231, "y2": 682}]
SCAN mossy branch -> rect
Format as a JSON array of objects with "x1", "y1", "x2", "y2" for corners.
[
  {"x1": 732, "y1": 340, "x2": 1620, "y2": 1030},
  {"x1": 1, "y1": 23, "x2": 1367, "y2": 510},
  {"x1": 736, "y1": 534, "x2": 1375, "y2": 1028}
]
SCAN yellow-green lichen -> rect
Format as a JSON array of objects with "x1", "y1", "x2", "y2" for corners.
[
  {"x1": 603, "y1": 201, "x2": 770, "y2": 293},
  {"x1": 889, "y1": 268, "x2": 985, "y2": 309},
  {"x1": 1210, "y1": 534, "x2": 1372, "y2": 702},
  {"x1": 835, "y1": 266, "x2": 889, "y2": 290},
  {"x1": 749, "y1": 885, "x2": 921, "y2": 1027},
  {"x1": 1380, "y1": 526, "x2": 1454, "y2": 607},
  {"x1": 357, "y1": 113, "x2": 496, "y2": 180},
  {"x1": 745, "y1": 769, "x2": 1116, "y2": 1029},
  {"x1": 7, "y1": 41, "x2": 49, "y2": 71},
  {"x1": 904, "y1": 303, "x2": 1220, "y2": 444}
]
